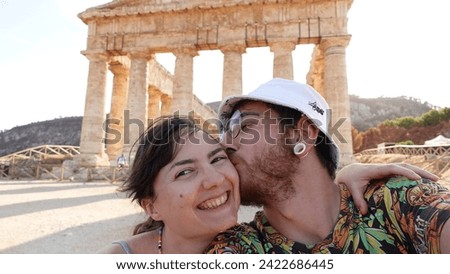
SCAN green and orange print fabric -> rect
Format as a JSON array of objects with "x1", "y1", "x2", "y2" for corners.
[{"x1": 207, "y1": 177, "x2": 450, "y2": 254}]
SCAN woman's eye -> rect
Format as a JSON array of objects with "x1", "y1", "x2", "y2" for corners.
[
  {"x1": 211, "y1": 156, "x2": 227, "y2": 164},
  {"x1": 175, "y1": 169, "x2": 192, "y2": 178}
]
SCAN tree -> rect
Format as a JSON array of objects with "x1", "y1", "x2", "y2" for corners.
[{"x1": 419, "y1": 110, "x2": 441, "y2": 126}]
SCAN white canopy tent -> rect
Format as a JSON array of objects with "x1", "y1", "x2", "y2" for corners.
[{"x1": 424, "y1": 135, "x2": 450, "y2": 146}]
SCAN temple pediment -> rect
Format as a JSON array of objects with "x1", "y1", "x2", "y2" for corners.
[
  {"x1": 78, "y1": 0, "x2": 347, "y2": 23},
  {"x1": 79, "y1": 0, "x2": 250, "y2": 23}
]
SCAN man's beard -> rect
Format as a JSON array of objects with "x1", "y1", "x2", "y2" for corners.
[{"x1": 238, "y1": 142, "x2": 300, "y2": 207}]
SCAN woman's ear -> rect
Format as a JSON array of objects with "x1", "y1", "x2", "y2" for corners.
[{"x1": 141, "y1": 198, "x2": 162, "y2": 221}]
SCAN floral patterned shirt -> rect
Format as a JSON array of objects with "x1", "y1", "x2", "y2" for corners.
[{"x1": 206, "y1": 177, "x2": 450, "y2": 254}]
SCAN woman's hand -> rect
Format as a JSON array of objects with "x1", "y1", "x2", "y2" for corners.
[{"x1": 335, "y1": 163, "x2": 439, "y2": 215}]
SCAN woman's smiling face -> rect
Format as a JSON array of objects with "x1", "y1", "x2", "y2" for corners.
[{"x1": 148, "y1": 130, "x2": 240, "y2": 239}]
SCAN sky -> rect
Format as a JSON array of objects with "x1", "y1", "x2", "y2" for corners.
[{"x1": 0, "y1": 0, "x2": 449, "y2": 131}]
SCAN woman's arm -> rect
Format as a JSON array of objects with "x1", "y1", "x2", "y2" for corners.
[{"x1": 335, "y1": 163, "x2": 440, "y2": 215}]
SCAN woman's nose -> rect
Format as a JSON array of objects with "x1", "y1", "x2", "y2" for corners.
[{"x1": 201, "y1": 166, "x2": 225, "y2": 189}]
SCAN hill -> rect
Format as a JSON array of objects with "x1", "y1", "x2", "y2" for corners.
[
  {"x1": 353, "y1": 107, "x2": 450, "y2": 152},
  {"x1": 0, "y1": 117, "x2": 82, "y2": 157},
  {"x1": 0, "y1": 96, "x2": 439, "y2": 157},
  {"x1": 349, "y1": 95, "x2": 433, "y2": 131}
]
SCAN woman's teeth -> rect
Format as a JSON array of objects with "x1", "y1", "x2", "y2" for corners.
[{"x1": 198, "y1": 192, "x2": 228, "y2": 209}]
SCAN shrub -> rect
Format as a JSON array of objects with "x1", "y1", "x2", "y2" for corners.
[
  {"x1": 419, "y1": 110, "x2": 441, "y2": 126},
  {"x1": 395, "y1": 116, "x2": 416, "y2": 129},
  {"x1": 396, "y1": 140, "x2": 414, "y2": 145}
]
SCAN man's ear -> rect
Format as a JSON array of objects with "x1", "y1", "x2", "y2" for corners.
[
  {"x1": 141, "y1": 198, "x2": 162, "y2": 221},
  {"x1": 295, "y1": 115, "x2": 319, "y2": 145}
]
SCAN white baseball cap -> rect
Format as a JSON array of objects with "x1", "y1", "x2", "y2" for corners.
[{"x1": 218, "y1": 78, "x2": 340, "y2": 164}]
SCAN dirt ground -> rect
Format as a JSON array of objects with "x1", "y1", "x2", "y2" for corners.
[
  {"x1": 0, "y1": 180, "x2": 142, "y2": 253},
  {"x1": 0, "y1": 180, "x2": 258, "y2": 254},
  {"x1": 355, "y1": 154, "x2": 450, "y2": 188},
  {"x1": 1, "y1": 155, "x2": 449, "y2": 254}
]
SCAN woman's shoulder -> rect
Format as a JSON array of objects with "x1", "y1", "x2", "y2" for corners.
[
  {"x1": 367, "y1": 176, "x2": 448, "y2": 193},
  {"x1": 365, "y1": 176, "x2": 450, "y2": 208},
  {"x1": 98, "y1": 231, "x2": 157, "y2": 254},
  {"x1": 97, "y1": 240, "x2": 131, "y2": 254}
]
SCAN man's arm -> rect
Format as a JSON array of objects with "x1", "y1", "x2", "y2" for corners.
[{"x1": 441, "y1": 220, "x2": 450, "y2": 253}]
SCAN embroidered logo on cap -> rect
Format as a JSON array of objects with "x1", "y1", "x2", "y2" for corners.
[{"x1": 309, "y1": 101, "x2": 324, "y2": 115}]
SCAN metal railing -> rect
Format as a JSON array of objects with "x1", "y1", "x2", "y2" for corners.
[{"x1": 356, "y1": 144, "x2": 450, "y2": 157}]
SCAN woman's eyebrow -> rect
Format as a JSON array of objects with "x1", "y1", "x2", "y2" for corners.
[
  {"x1": 208, "y1": 147, "x2": 224, "y2": 158},
  {"x1": 169, "y1": 159, "x2": 194, "y2": 170},
  {"x1": 169, "y1": 147, "x2": 224, "y2": 170}
]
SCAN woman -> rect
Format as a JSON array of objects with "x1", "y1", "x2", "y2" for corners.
[
  {"x1": 99, "y1": 116, "x2": 438, "y2": 254},
  {"x1": 99, "y1": 116, "x2": 240, "y2": 254}
]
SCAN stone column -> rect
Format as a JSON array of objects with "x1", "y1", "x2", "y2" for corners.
[
  {"x1": 106, "y1": 62, "x2": 129, "y2": 161},
  {"x1": 172, "y1": 48, "x2": 198, "y2": 115},
  {"x1": 160, "y1": 94, "x2": 173, "y2": 116},
  {"x1": 320, "y1": 35, "x2": 353, "y2": 165},
  {"x1": 221, "y1": 45, "x2": 246, "y2": 99},
  {"x1": 122, "y1": 52, "x2": 150, "y2": 162},
  {"x1": 148, "y1": 86, "x2": 161, "y2": 121},
  {"x1": 306, "y1": 45, "x2": 325, "y2": 96},
  {"x1": 270, "y1": 41, "x2": 296, "y2": 80},
  {"x1": 79, "y1": 53, "x2": 110, "y2": 167}
]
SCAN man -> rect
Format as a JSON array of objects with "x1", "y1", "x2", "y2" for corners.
[
  {"x1": 207, "y1": 78, "x2": 450, "y2": 253},
  {"x1": 117, "y1": 154, "x2": 126, "y2": 169}
]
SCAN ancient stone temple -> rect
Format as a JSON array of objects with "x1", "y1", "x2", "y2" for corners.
[{"x1": 78, "y1": 0, "x2": 354, "y2": 167}]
